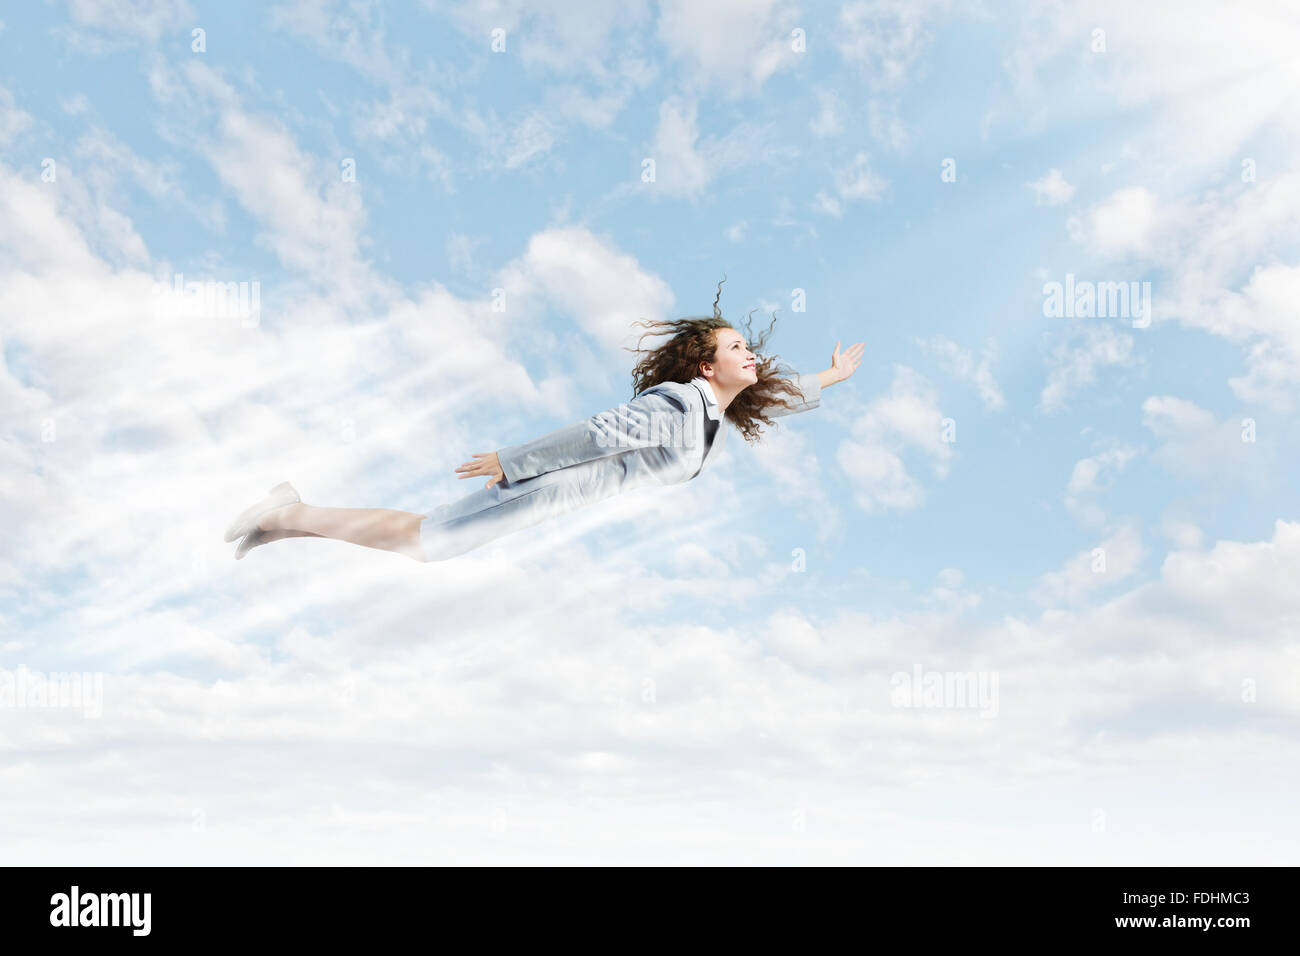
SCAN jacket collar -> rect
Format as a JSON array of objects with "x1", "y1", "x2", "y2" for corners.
[
  {"x1": 685, "y1": 375, "x2": 725, "y2": 473},
  {"x1": 690, "y1": 375, "x2": 722, "y2": 420}
]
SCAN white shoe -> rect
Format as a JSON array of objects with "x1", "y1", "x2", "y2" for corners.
[
  {"x1": 235, "y1": 528, "x2": 322, "y2": 560},
  {"x1": 224, "y1": 481, "x2": 300, "y2": 542},
  {"x1": 234, "y1": 529, "x2": 266, "y2": 559}
]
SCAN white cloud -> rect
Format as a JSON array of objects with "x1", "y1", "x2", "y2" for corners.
[
  {"x1": 503, "y1": 111, "x2": 558, "y2": 169},
  {"x1": 928, "y1": 567, "x2": 981, "y2": 610},
  {"x1": 1062, "y1": 169, "x2": 1300, "y2": 408},
  {"x1": 0, "y1": 69, "x2": 578, "y2": 612},
  {"x1": 647, "y1": 97, "x2": 712, "y2": 196},
  {"x1": 270, "y1": 0, "x2": 405, "y2": 85},
  {"x1": 866, "y1": 98, "x2": 911, "y2": 151},
  {"x1": 1216, "y1": 263, "x2": 1300, "y2": 410},
  {"x1": 350, "y1": 84, "x2": 449, "y2": 141},
  {"x1": 834, "y1": 152, "x2": 888, "y2": 202},
  {"x1": 1069, "y1": 186, "x2": 1156, "y2": 257},
  {"x1": 459, "y1": 105, "x2": 564, "y2": 174},
  {"x1": 1141, "y1": 396, "x2": 1271, "y2": 490},
  {"x1": 445, "y1": 232, "x2": 488, "y2": 276},
  {"x1": 1064, "y1": 445, "x2": 1140, "y2": 527},
  {"x1": 1027, "y1": 167, "x2": 1075, "y2": 206},
  {"x1": 835, "y1": 366, "x2": 952, "y2": 513},
  {"x1": 1161, "y1": 515, "x2": 1204, "y2": 550},
  {"x1": 544, "y1": 84, "x2": 632, "y2": 130},
  {"x1": 644, "y1": 96, "x2": 770, "y2": 200},
  {"x1": 0, "y1": 160, "x2": 115, "y2": 275},
  {"x1": 424, "y1": 0, "x2": 655, "y2": 85},
  {"x1": 1140, "y1": 394, "x2": 1217, "y2": 437},
  {"x1": 832, "y1": 0, "x2": 962, "y2": 151},
  {"x1": 811, "y1": 193, "x2": 840, "y2": 218},
  {"x1": 1156, "y1": 519, "x2": 1300, "y2": 633},
  {"x1": 808, "y1": 87, "x2": 843, "y2": 138},
  {"x1": 1039, "y1": 323, "x2": 1136, "y2": 414},
  {"x1": 148, "y1": 58, "x2": 375, "y2": 296},
  {"x1": 656, "y1": 0, "x2": 799, "y2": 99},
  {"x1": 403, "y1": 1, "x2": 660, "y2": 163},
  {"x1": 269, "y1": 1, "x2": 464, "y2": 190},
  {"x1": 1016, "y1": 6, "x2": 1300, "y2": 414},
  {"x1": 835, "y1": 0, "x2": 953, "y2": 91},
  {"x1": 72, "y1": 125, "x2": 224, "y2": 230},
  {"x1": 0, "y1": 86, "x2": 34, "y2": 145},
  {"x1": 914, "y1": 335, "x2": 1005, "y2": 411},
  {"x1": 58, "y1": 92, "x2": 91, "y2": 116},
  {"x1": 1035, "y1": 523, "x2": 1143, "y2": 605},
  {"x1": 67, "y1": 0, "x2": 193, "y2": 37},
  {"x1": 9, "y1": 514, "x2": 1300, "y2": 862},
  {"x1": 999, "y1": 0, "x2": 1300, "y2": 179},
  {"x1": 748, "y1": 421, "x2": 837, "y2": 540},
  {"x1": 812, "y1": 152, "x2": 887, "y2": 217},
  {"x1": 490, "y1": 225, "x2": 677, "y2": 389}
]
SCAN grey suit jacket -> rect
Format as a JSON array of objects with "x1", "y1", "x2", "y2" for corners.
[{"x1": 496, "y1": 372, "x2": 823, "y2": 490}]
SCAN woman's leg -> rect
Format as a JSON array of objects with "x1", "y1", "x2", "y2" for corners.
[
  {"x1": 257, "y1": 503, "x2": 425, "y2": 561},
  {"x1": 251, "y1": 459, "x2": 617, "y2": 564},
  {"x1": 419, "y1": 462, "x2": 614, "y2": 562}
]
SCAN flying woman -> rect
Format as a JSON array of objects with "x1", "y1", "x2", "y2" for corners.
[{"x1": 224, "y1": 295, "x2": 865, "y2": 563}]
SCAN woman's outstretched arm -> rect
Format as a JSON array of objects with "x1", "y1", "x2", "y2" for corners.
[
  {"x1": 768, "y1": 341, "x2": 866, "y2": 419},
  {"x1": 816, "y1": 341, "x2": 866, "y2": 390},
  {"x1": 455, "y1": 386, "x2": 689, "y2": 489},
  {"x1": 765, "y1": 372, "x2": 824, "y2": 419}
]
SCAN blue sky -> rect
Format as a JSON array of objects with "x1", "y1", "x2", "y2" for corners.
[{"x1": 2, "y1": 0, "x2": 1300, "y2": 864}]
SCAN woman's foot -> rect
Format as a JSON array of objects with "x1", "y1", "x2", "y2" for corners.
[
  {"x1": 223, "y1": 481, "x2": 301, "y2": 541},
  {"x1": 255, "y1": 501, "x2": 306, "y2": 533},
  {"x1": 235, "y1": 527, "x2": 324, "y2": 559}
]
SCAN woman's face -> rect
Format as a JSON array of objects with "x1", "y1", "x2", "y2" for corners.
[{"x1": 702, "y1": 327, "x2": 757, "y2": 388}]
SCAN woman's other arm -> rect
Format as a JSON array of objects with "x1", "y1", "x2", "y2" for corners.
[
  {"x1": 765, "y1": 372, "x2": 823, "y2": 419},
  {"x1": 459, "y1": 387, "x2": 689, "y2": 488}
]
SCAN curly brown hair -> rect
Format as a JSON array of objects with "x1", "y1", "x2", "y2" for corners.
[{"x1": 624, "y1": 275, "x2": 810, "y2": 443}]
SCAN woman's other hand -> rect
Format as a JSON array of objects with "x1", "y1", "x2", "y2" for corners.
[
  {"x1": 820, "y1": 341, "x2": 866, "y2": 387},
  {"x1": 455, "y1": 451, "x2": 505, "y2": 489}
]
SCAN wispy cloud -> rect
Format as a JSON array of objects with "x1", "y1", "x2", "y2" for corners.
[
  {"x1": 1040, "y1": 323, "x2": 1137, "y2": 415},
  {"x1": 835, "y1": 366, "x2": 952, "y2": 513},
  {"x1": 915, "y1": 335, "x2": 1006, "y2": 411},
  {"x1": 1027, "y1": 167, "x2": 1074, "y2": 207}
]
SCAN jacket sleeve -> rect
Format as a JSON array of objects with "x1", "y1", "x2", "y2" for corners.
[
  {"x1": 496, "y1": 386, "x2": 689, "y2": 485},
  {"x1": 765, "y1": 372, "x2": 822, "y2": 419}
]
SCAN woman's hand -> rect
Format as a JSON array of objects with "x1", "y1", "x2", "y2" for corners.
[
  {"x1": 455, "y1": 451, "x2": 505, "y2": 489},
  {"x1": 820, "y1": 341, "x2": 866, "y2": 387}
]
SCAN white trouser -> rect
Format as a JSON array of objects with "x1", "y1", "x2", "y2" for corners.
[{"x1": 418, "y1": 457, "x2": 636, "y2": 561}]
